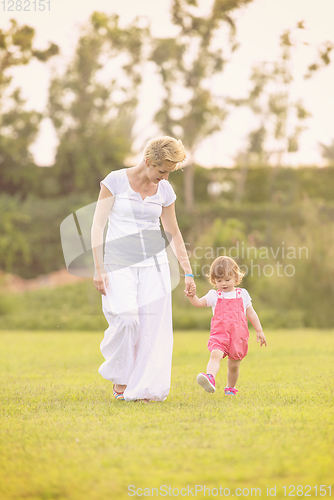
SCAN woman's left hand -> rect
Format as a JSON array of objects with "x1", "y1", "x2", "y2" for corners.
[{"x1": 184, "y1": 276, "x2": 196, "y2": 297}]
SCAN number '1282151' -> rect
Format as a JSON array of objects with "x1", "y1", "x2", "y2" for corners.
[
  {"x1": 1, "y1": 0, "x2": 50, "y2": 11},
  {"x1": 283, "y1": 485, "x2": 331, "y2": 496}
]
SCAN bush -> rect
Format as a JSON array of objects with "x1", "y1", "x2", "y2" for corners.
[{"x1": 2, "y1": 165, "x2": 334, "y2": 329}]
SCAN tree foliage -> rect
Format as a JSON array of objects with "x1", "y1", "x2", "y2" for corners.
[
  {"x1": 151, "y1": 0, "x2": 253, "y2": 211},
  {"x1": 319, "y1": 139, "x2": 334, "y2": 164},
  {"x1": 304, "y1": 40, "x2": 334, "y2": 79},
  {"x1": 230, "y1": 22, "x2": 333, "y2": 202},
  {"x1": 0, "y1": 19, "x2": 59, "y2": 197},
  {"x1": 231, "y1": 25, "x2": 313, "y2": 169},
  {"x1": 0, "y1": 194, "x2": 31, "y2": 272},
  {"x1": 48, "y1": 12, "x2": 149, "y2": 195},
  {"x1": 232, "y1": 24, "x2": 333, "y2": 167}
]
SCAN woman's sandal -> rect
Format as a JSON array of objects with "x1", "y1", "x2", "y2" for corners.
[{"x1": 113, "y1": 385, "x2": 125, "y2": 401}]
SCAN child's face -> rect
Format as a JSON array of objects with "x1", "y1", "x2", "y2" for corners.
[{"x1": 214, "y1": 273, "x2": 236, "y2": 292}]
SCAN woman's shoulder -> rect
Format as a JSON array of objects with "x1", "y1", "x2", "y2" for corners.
[
  {"x1": 102, "y1": 168, "x2": 125, "y2": 180},
  {"x1": 101, "y1": 168, "x2": 126, "y2": 193},
  {"x1": 159, "y1": 179, "x2": 177, "y2": 206},
  {"x1": 160, "y1": 179, "x2": 175, "y2": 190},
  {"x1": 106, "y1": 168, "x2": 126, "y2": 179}
]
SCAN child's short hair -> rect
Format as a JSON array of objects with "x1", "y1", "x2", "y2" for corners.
[
  {"x1": 144, "y1": 136, "x2": 186, "y2": 171},
  {"x1": 207, "y1": 256, "x2": 245, "y2": 287}
]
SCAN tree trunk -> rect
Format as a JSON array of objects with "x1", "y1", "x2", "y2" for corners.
[
  {"x1": 184, "y1": 162, "x2": 194, "y2": 213},
  {"x1": 234, "y1": 162, "x2": 249, "y2": 203}
]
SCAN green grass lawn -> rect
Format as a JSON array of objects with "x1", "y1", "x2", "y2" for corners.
[{"x1": 0, "y1": 329, "x2": 333, "y2": 500}]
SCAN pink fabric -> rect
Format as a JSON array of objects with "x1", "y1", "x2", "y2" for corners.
[
  {"x1": 207, "y1": 288, "x2": 249, "y2": 360},
  {"x1": 225, "y1": 387, "x2": 238, "y2": 395}
]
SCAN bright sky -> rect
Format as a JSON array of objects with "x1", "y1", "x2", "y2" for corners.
[{"x1": 1, "y1": 0, "x2": 334, "y2": 167}]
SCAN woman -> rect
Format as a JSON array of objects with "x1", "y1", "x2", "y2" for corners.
[{"x1": 91, "y1": 136, "x2": 196, "y2": 402}]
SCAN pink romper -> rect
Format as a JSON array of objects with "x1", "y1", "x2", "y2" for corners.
[{"x1": 208, "y1": 288, "x2": 249, "y2": 360}]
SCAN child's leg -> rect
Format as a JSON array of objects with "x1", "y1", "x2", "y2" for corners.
[
  {"x1": 197, "y1": 349, "x2": 224, "y2": 393},
  {"x1": 207, "y1": 349, "x2": 225, "y2": 377},
  {"x1": 227, "y1": 358, "x2": 241, "y2": 388}
]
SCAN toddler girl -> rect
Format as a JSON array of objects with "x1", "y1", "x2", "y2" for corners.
[{"x1": 187, "y1": 256, "x2": 266, "y2": 395}]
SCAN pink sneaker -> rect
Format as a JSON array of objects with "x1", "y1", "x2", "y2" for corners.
[
  {"x1": 224, "y1": 386, "x2": 238, "y2": 395},
  {"x1": 197, "y1": 373, "x2": 216, "y2": 393}
]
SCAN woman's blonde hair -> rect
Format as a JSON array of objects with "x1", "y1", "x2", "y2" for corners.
[
  {"x1": 144, "y1": 136, "x2": 186, "y2": 171},
  {"x1": 206, "y1": 256, "x2": 245, "y2": 287}
]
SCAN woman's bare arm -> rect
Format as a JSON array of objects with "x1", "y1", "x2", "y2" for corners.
[
  {"x1": 161, "y1": 202, "x2": 192, "y2": 275},
  {"x1": 91, "y1": 184, "x2": 114, "y2": 293},
  {"x1": 161, "y1": 202, "x2": 195, "y2": 295}
]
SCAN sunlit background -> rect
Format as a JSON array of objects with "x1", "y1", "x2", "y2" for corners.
[{"x1": 2, "y1": 0, "x2": 334, "y2": 167}]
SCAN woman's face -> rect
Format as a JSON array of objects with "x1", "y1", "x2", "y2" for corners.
[{"x1": 146, "y1": 160, "x2": 174, "y2": 184}]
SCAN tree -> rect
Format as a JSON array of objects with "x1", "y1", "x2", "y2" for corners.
[
  {"x1": 233, "y1": 27, "x2": 311, "y2": 167},
  {"x1": 0, "y1": 19, "x2": 59, "y2": 197},
  {"x1": 0, "y1": 194, "x2": 30, "y2": 272},
  {"x1": 304, "y1": 39, "x2": 334, "y2": 79},
  {"x1": 150, "y1": 0, "x2": 253, "y2": 212},
  {"x1": 48, "y1": 12, "x2": 148, "y2": 196},
  {"x1": 319, "y1": 139, "x2": 334, "y2": 165},
  {"x1": 231, "y1": 23, "x2": 333, "y2": 202}
]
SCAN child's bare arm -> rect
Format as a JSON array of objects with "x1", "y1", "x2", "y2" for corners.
[
  {"x1": 246, "y1": 305, "x2": 267, "y2": 346},
  {"x1": 187, "y1": 295, "x2": 207, "y2": 308}
]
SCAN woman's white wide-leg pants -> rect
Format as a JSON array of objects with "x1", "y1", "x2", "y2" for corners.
[{"x1": 98, "y1": 262, "x2": 173, "y2": 401}]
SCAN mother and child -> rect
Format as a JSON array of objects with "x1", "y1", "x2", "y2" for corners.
[{"x1": 91, "y1": 135, "x2": 266, "y2": 402}]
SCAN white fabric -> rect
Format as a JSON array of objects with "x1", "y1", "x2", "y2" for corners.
[
  {"x1": 98, "y1": 263, "x2": 173, "y2": 401},
  {"x1": 100, "y1": 168, "x2": 177, "y2": 267},
  {"x1": 202, "y1": 288, "x2": 252, "y2": 315}
]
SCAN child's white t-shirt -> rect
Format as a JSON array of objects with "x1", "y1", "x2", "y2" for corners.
[{"x1": 202, "y1": 288, "x2": 252, "y2": 315}]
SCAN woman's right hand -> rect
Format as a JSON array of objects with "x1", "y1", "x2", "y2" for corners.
[
  {"x1": 184, "y1": 275, "x2": 196, "y2": 297},
  {"x1": 93, "y1": 270, "x2": 109, "y2": 295}
]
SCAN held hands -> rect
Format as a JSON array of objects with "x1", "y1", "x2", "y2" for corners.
[
  {"x1": 184, "y1": 276, "x2": 196, "y2": 297},
  {"x1": 256, "y1": 330, "x2": 267, "y2": 347},
  {"x1": 93, "y1": 270, "x2": 109, "y2": 296}
]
